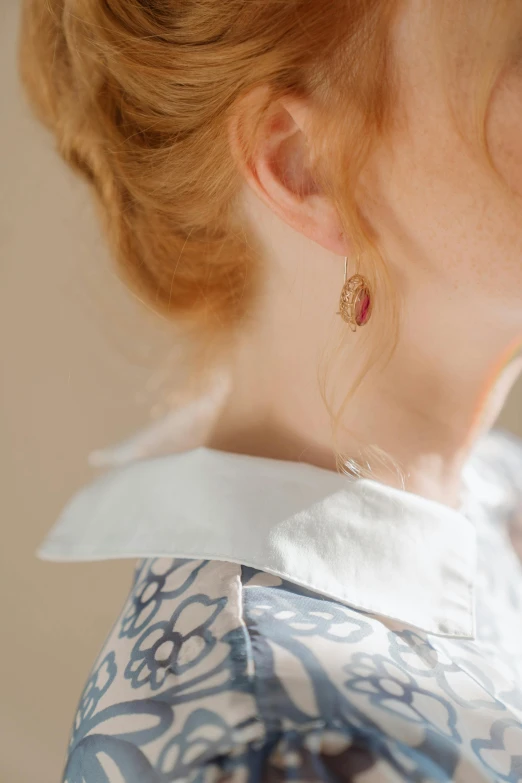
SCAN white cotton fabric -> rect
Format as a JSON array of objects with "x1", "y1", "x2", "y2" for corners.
[{"x1": 39, "y1": 444, "x2": 477, "y2": 638}]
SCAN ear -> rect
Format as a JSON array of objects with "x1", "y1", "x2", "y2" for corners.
[{"x1": 228, "y1": 86, "x2": 347, "y2": 256}]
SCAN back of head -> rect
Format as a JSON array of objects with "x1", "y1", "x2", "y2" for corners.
[{"x1": 17, "y1": 0, "x2": 397, "y2": 339}]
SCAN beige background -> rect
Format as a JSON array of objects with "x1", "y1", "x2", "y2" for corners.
[{"x1": 3, "y1": 2, "x2": 522, "y2": 781}]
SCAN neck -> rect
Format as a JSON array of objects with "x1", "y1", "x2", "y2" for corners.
[{"x1": 204, "y1": 277, "x2": 522, "y2": 510}]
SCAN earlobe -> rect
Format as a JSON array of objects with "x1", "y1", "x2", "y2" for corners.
[{"x1": 228, "y1": 88, "x2": 347, "y2": 257}]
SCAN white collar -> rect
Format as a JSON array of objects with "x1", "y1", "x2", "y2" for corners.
[{"x1": 39, "y1": 444, "x2": 478, "y2": 640}]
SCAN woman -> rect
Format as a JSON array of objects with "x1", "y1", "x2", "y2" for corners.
[{"x1": 18, "y1": 0, "x2": 522, "y2": 779}]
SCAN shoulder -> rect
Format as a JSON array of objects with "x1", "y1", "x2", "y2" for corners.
[
  {"x1": 472, "y1": 426, "x2": 522, "y2": 478},
  {"x1": 63, "y1": 558, "x2": 459, "y2": 782},
  {"x1": 466, "y1": 426, "x2": 522, "y2": 512},
  {"x1": 64, "y1": 558, "x2": 256, "y2": 781}
]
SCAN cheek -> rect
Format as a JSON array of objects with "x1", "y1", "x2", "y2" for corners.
[
  {"x1": 362, "y1": 69, "x2": 522, "y2": 304},
  {"x1": 487, "y1": 65, "x2": 522, "y2": 198}
]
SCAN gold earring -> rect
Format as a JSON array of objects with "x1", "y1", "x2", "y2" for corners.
[{"x1": 337, "y1": 257, "x2": 372, "y2": 332}]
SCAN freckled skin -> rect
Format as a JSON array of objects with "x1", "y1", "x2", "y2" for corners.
[
  {"x1": 210, "y1": 1, "x2": 522, "y2": 506},
  {"x1": 361, "y1": 7, "x2": 522, "y2": 315}
]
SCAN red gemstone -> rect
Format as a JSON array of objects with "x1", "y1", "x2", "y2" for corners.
[{"x1": 355, "y1": 289, "x2": 371, "y2": 326}]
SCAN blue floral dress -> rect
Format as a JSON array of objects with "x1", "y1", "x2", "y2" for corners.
[{"x1": 40, "y1": 428, "x2": 522, "y2": 782}]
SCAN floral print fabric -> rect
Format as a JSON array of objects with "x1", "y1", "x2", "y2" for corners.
[
  {"x1": 63, "y1": 510, "x2": 522, "y2": 782},
  {"x1": 55, "y1": 428, "x2": 522, "y2": 782}
]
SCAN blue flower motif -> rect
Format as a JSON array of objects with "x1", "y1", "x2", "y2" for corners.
[
  {"x1": 388, "y1": 630, "x2": 508, "y2": 714},
  {"x1": 472, "y1": 717, "x2": 522, "y2": 781},
  {"x1": 125, "y1": 593, "x2": 227, "y2": 690},
  {"x1": 120, "y1": 559, "x2": 207, "y2": 639},
  {"x1": 343, "y1": 651, "x2": 461, "y2": 742}
]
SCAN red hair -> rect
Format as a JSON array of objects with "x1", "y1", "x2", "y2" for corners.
[
  {"x1": 18, "y1": 0, "x2": 398, "y2": 337},
  {"x1": 18, "y1": 0, "x2": 522, "y2": 476}
]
